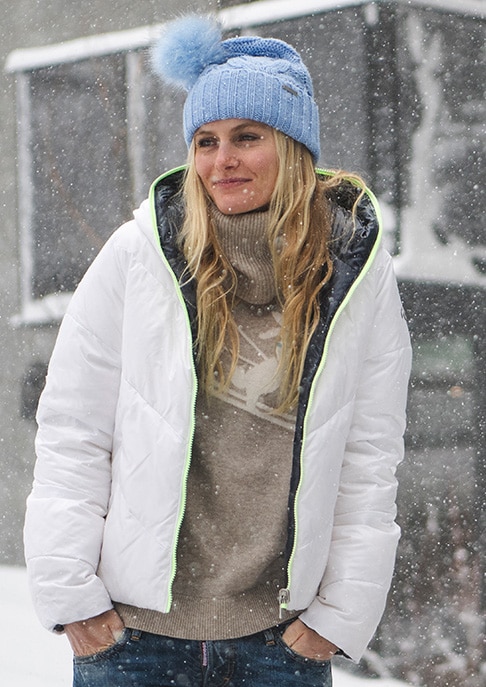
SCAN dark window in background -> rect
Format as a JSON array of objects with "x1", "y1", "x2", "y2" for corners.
[{"x1": 29, "y1": 55, "x2": 131, "y2": 299}]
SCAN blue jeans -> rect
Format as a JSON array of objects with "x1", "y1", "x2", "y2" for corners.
[{"x1": 73, "y1": 624, "x2": 333, "y2": 687}]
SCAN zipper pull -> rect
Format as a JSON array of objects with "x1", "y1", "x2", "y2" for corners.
[{"x1": 278, "y1": 588, "x2": 290, "y2": 619}]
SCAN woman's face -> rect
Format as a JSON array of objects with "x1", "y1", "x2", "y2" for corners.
[{"x1": 193, "y1": 119, "x2": 279, "y2": 215}]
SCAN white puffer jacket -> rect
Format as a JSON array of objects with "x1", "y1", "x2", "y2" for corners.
[{"x1": 24, "y1": 170, "x2": 411, "y2": 662}]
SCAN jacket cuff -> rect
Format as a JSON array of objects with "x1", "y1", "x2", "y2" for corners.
[{"x1": 298, "y1": 583, "x2": 386, "y2": 664}]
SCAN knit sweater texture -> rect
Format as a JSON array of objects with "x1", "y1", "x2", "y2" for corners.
[{"x1": 115, "y1": 206, "x2": 298, "y2": 639}]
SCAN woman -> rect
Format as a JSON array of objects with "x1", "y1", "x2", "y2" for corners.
[{"x1": 24, "y1": 15, "x2": 411, "y2": 687}]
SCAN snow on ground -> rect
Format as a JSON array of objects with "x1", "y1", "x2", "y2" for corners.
[{"x1": 0, "y1": 565, "x2": 410, "y2": 686}]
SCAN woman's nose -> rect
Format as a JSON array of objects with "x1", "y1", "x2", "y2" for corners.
[{"x1": 215, "y1": 142, "x2": 239, "y2": 168}]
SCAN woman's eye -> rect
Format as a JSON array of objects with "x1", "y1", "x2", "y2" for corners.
[
  {"x1": 238, "y1": 133, "x2": 259, "y2": 142},
  {"x1": 196, "y1": 138, "x2": 216, "y2": 148}
]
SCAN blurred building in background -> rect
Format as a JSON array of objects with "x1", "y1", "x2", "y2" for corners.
[{"x1": 1, "y1": 1, "x2": 485, "y2": 685}]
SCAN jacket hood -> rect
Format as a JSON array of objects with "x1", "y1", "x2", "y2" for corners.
[{"x1": 148, "y1": 166, "x2": 381, "y2": 264}]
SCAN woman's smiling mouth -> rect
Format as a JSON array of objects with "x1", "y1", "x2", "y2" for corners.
[{"x1": 211, "y1": 177, "x2": 252, "y2": 188}]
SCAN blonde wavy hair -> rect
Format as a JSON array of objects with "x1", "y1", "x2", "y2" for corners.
[{"x1": 180, "y1": 130, "x2": 365, "y2": 413}]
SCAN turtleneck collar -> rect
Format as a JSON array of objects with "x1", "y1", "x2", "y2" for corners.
[{"x1": 210, "y1": 204, "x2": 277, "y2": 306}]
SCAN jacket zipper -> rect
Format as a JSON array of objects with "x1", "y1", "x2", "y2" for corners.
[
  {"x1": 278, "y1": 176, "x2": 383, "y2": 617},
  {"x1": 149, "y1": 171, "x2": 198, "y2": 612},
  {"x1": 278, "y1": 588, "x2": 291, "y2": 619},
  {"x1": 166, "y1": 361, "x2": 198, "y2": 613}
]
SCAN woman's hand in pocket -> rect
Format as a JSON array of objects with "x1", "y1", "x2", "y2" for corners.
[
  {"x1": 282, "y1": 618, "x2": 338, "y2": 661},
  {"x1": 65, "y1": 609, "x2": 125, "y2": 657}
]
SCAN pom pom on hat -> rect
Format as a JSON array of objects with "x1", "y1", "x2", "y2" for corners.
[
  {"x1": 151, "y1": 15, "x2": 225, "y2": 90},
  {"x1": 151, "y1": 14, "x2": 321, "y2": 160}
]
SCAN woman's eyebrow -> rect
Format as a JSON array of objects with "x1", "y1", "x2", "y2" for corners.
[{"x1": 194, "y1": 129, "x2": 216, "y2": 137}]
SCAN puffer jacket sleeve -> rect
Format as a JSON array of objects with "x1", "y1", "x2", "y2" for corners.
[
  {"x1": 300, "y1": 247, "x2": 412, "y2": 661},
  {"x1": 24, "y1": 224, "x2": 131, "y2": 631}
]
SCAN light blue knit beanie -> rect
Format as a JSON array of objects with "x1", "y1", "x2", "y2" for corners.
[{"x1": 151, "y1": 15, "x2": 321, "y2": 161}]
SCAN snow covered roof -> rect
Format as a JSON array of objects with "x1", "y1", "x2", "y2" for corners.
[{"x1": 5, "y1": 0, "x2": 486, "y2": 73}]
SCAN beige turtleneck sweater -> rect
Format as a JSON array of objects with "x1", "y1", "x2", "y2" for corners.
[{"x1": 115, "y1": 206, "x2": 298, "y2": 639}]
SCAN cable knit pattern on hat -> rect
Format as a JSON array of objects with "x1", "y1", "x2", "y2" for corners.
[{"x1": 151, "y1": 15, "x2": 321, "y2": 160}]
